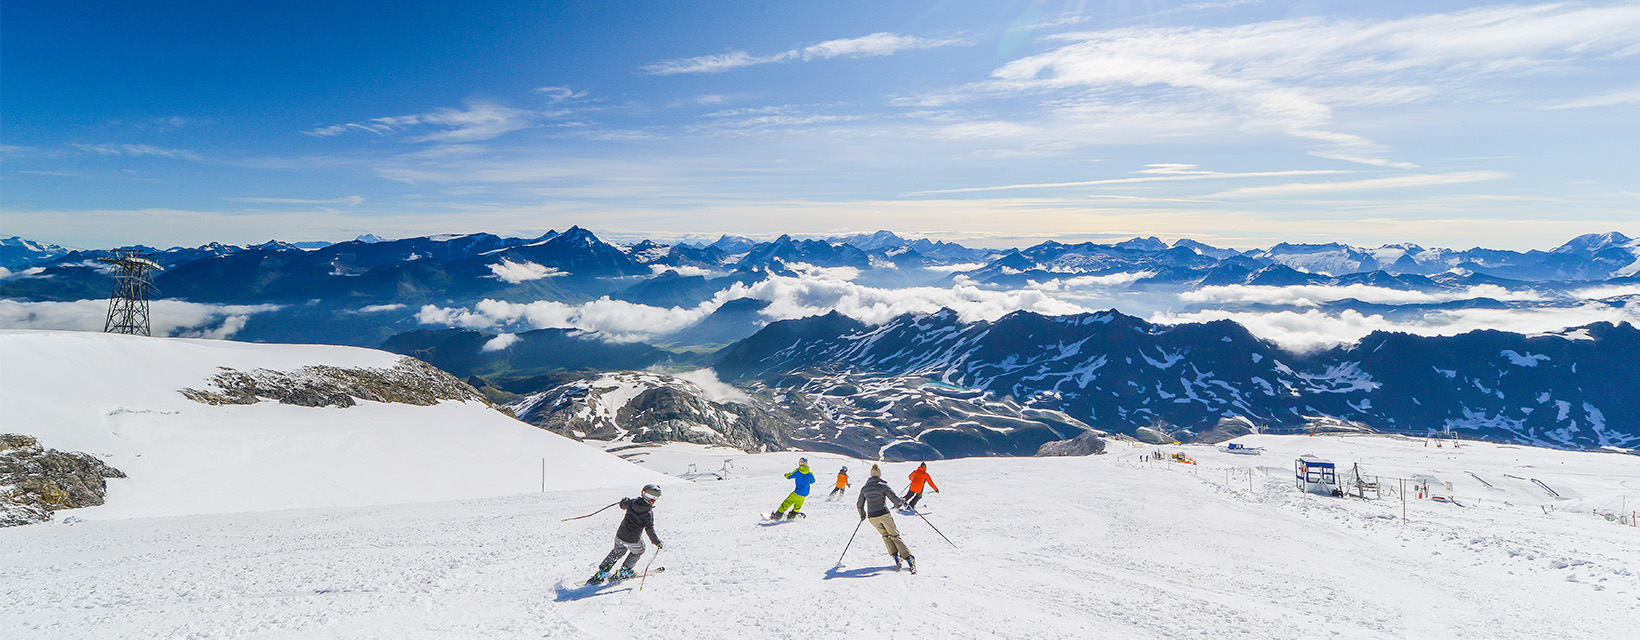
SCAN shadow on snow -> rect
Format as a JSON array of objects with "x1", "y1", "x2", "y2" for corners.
[
  {"x1": 823, "y1": 564, "x2": 898, "y2": 580},
  {"x1": 553, "y1": 580, "x2": 634, "y2": 602}
]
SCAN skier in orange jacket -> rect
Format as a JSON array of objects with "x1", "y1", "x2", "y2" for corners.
[
  {"x1": 902, "y1": 462, "x2": 939, "y2": 509},
  {"x1": 827, "y1": 466, "x2": 850, "y2": 500}
]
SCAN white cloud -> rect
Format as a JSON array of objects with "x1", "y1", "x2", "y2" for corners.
[
  {"x1": 0, "y1": 267, "x2": 46, "y2": 280},
  {"x1": 782, "y1": 262, "x2": 861, "y2": 281},
  {"x1": 305, "y1": 102, "x2": 539, "y2": 143},
  {"x1": 174, "y1": 314, "x2": 252, "y2": 339},
  {"x1": 645, "y1": 32, "x2": 964, "y2": 75},
  {"x1": 1025, "y1": 272, "x2": 1156, "y2": 292},
  {"x1": 909, "y1": 164, "x2": 1346, "y2": 195},
  {"x1": 944, "y1": 4, "x2": 1640, "y2": 167},
  {"x1": 0, "y1": 299, "x2": 278, "y2": 338},
  {"x1": 357, "y1": 304, "x2": 407, "y2": 314},
  {"x1": 71, "y1": 143, "x2": 200, "y2": 160},
  {"x1": 1543, "y1": 87, "x2": 1640, "y2": 110},
  {"x1": 487, "y1": 259, "x2": 563, "y2": 283},
  {"x1": 482, "y1": 333, "x2": 520, "y2": 352},
  {"x1": 535, "y1": 86, "x2": 588, "y2": 102},
  {"x1": 1153, "y1": 300, "x2": 1640, "y2": 353},
  {"x1": 1181, "y1": 283, "x2": 1547, "y2": 307},
  {"x1": 924, "y1": 262, "x2": 990, "y2": 273},
  {"x1": 1209, "y1": 171, "x2": 1508, "y2": 198},
  {"x1": 227, "y1": 196, "x2": 365, "y2": 206},
  {"x1": 1571, "y1": 284, "x2": 1640, "y2": 300},
  {"x1": 409, "y1": 263, "x2": 1639, "y2": 350},
  {"x1": 672, "y1": 368, "x2": 752, "y2": 404},
  {"x1": 724, "y1": 275, "x2": 1087, "y2": 325},
  {"x1": 650, "y1": 264, "x2": 716, "y2": 278},
  {"x1": 416, "y1": 297, "x2": 719, "y2": 342},
  {"x1": 414, "y1": 271, "x2": 1089, "y2": 341},
  {"x1": 801, "y1": 33, "x2": 963, "y2": 60}
]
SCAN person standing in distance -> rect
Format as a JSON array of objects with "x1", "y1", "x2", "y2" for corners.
[
  {"x1": 857, "y1": 464, "x2": 915, "y2": 573},
  {"x1": 589, "y1": 484, "x2": 664, "y2": 583}
]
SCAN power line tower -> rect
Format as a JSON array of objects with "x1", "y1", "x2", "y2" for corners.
[{"x1": 97, "y1": 250, "x2": 164, "y2": 336}]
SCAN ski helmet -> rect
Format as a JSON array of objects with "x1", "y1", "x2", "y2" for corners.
[
  {"x1": 840, "y1": 466, "x2": 848, "y2": 473},
  {"x1": 641, "y1": 484, "x2": 662, "y2": 500}
]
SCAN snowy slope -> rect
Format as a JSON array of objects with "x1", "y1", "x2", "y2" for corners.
[
  {"x1": 2, "y1": 435, "x2": 1635, "y2": 639},
  {"x1": 0, "y1": 330, "x2": 670, "y2": 519}
]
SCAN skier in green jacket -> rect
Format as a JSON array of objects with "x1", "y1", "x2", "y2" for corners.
[{"x1": 770, "y1": 457, "x2": 816, "y2": 520}]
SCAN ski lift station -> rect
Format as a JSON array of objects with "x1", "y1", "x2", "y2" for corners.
[{"x1": 1295, "y1": 455, "x2": 1339, "y2": 495}]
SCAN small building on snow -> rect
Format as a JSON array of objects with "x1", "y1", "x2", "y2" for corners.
[{"x1": 1294, "y1": 455, "x2": 1339, "y2": 496}]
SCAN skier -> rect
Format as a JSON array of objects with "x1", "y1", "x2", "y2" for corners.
[
  {"x1": 771, "y1": 457, "x2": 816, "y2": 520},
  {"x1": 826, "y1": 466, "x2": 850, "y2": 501},
  {"x1": 589, "y1": 484, "x2": 664, "y2": 583},
  {"x1": 902, "y1": 462, "x2": 939, "y2": 510},
  {"x1": 857, "y1": 464, "x2": 915, "y2": 573}
]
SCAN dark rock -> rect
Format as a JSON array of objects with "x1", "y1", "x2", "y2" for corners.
[
  {"x1": 2, "y1": 434, "x2": 127, "y2": 527},
  {"x1": 181, "y1": 357, "x2": 486, "y2": 408},
  {"x1": 1037, "y1": 431, "x2": 1108, "y2": 456}
]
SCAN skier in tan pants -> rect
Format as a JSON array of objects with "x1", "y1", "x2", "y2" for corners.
[{"x1": 856, "y1": 464, "x2": 915, "y2": 573}]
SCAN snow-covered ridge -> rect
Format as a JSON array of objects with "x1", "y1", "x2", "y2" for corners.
[{"x1": 0, "y1": 331, "x2": 669, "y2": 521}]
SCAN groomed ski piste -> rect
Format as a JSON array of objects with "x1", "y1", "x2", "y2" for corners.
[{"x1": 3, "y1": 331, "x2": 1638, "y2": 639}]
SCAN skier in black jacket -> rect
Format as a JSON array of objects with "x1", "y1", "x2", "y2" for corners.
[
  {"x1": 857, "y1": 464, "x2": 916, "y2": 573},
  {"x1": 590, "y1": 484, "x2": 664, "y2": 583}
]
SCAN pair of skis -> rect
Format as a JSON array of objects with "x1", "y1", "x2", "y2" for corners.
[{"x1": 585, "y1": 566, "x2": 665, "y2": 586}]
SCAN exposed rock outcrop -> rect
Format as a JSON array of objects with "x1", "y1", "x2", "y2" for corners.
[
  {"x1": 1036, "y1": 431, "x2": 1108, "y2": 457},
  {"x1": 509, "y1": 370, "x2": 1096, "y2": 460},
  {"x1": 181, "y1": 357, "x2": 486, "y2": 408},
  {"x1": 1, "y1": 434, "x2": 126, "y2": 527},
  {"x1": 512, "y1": 371, "x2": 787, "y2": 452}
]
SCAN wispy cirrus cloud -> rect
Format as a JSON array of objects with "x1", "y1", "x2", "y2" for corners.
[
  {"x1": 304, "y1": 101, "x2": 543, "y2": 143},
  {"x1": 1542, "y1": 87, "x2": 1640, "y2": 110},
  {"x1": 225, "y1": 195, "x2": 366, "y2": 206},
  {"x1": 698, "y1": 105, "x2": 865, "y2": 130},
  {"x1": 71, "y1": 143, "x2": 201, "y2": 160},
  {"x1": 907, "y1": 3, "x2": 1640, "y2": 168},
  {"x1": 909, "y1": 163, "x2": 1346, "y2": 195},
  {"x1": 1209, "y1": 171, "x2": 1509, "y2": 198},
  {"x1": 534, "y1": 86, "x2": 589, "y2": 102},
  {"x1": 644, "y1": 32, "x2": 966, "y2": 75}
]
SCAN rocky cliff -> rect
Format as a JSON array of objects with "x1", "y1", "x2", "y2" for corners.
[
  {"x1": 1, "y1": 434, "x2": 126, "y2": 527},
  {"x1": 181, "y1": 356, "x2": 486, "y2": 408}
]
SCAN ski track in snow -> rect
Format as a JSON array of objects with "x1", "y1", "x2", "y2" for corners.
[{"x1": 5, "y1": 437, "x2": 1639, "y2": 639}]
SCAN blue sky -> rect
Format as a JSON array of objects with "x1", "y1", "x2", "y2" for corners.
[{"x1": 3, "y1": 1, "x2": 1637, "y2": 250}]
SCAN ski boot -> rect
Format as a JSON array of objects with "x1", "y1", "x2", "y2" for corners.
[
  {"x1": 586, "y1": 569, "x2": 610, "y2": 585},
  {"x1": 786, "y1": 510, "x2": 801, "y2": 520},
  {"x1": 893, "y1": 555, "x2": 903, "y2": 571},
  {"x1": 612, "y1": 568, "x2": 636, "y2": 581},
  {"x1": 770, "y1": 511, "x2": 783, "y2": 520},
  {"x1": 906, "y1": 556, "x2": 917, "y2": 574}
]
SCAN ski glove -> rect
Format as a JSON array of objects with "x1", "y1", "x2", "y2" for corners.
[{"x1": 655, "y1": 541, "x2": 664, "y2": 550}]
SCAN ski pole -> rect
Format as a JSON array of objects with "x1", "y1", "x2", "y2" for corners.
[
  {"x1": 910, "y1": 510, "x2": 957, "y2": 547},
  {"x1": 834, "y1": 519, "x2": 865, "y2": 567},
  {"x1": 562, "y1": 502, "x2": 619, "y2": 522},
  {"x1": 639, "y1": 546, "x2": 663, "y2": 591}
]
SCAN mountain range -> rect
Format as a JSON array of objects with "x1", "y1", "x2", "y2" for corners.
[
  {"x1": 711, "y1": 308, "x2": 1638, "y2": 452},
  {"x1": 4, "y1": 229, "x2": 1636, "y2": 350}
]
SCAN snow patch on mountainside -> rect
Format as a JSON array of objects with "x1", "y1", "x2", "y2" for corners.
[{"x1": 0, "y1": 331, "x2": 668, "y2": 520}]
